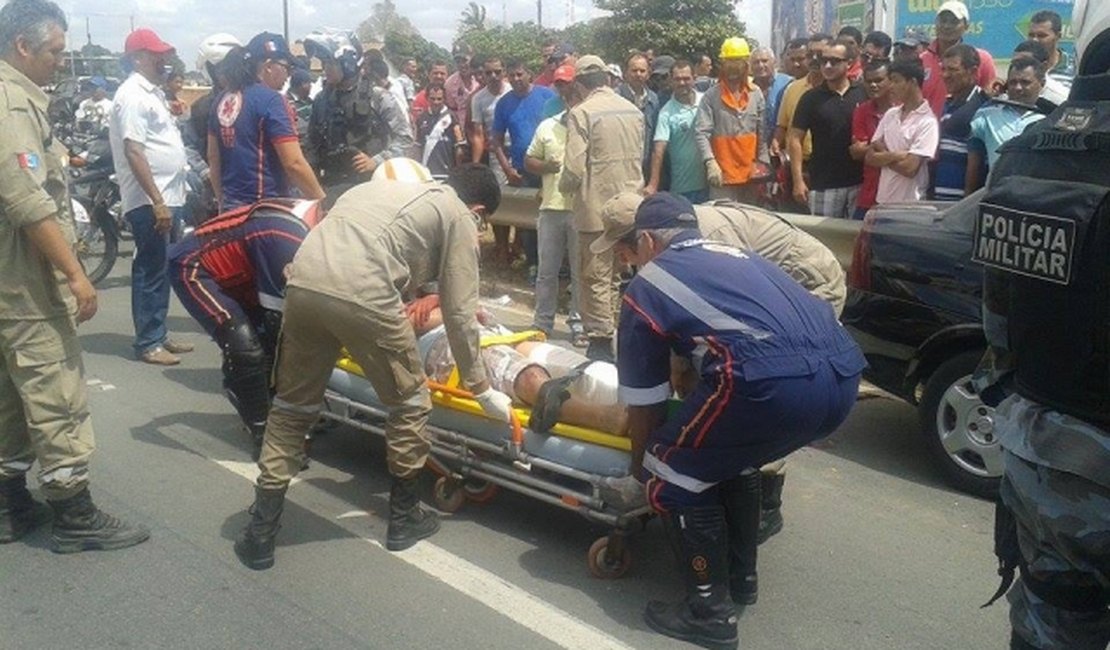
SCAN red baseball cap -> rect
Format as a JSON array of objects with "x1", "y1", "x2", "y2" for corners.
[
  {"x1": 553, "y1": 64, "x2": 576, "y2": 83},
  {"x1": 125, "y1": 28, "x2": 175, "y2": 55}
]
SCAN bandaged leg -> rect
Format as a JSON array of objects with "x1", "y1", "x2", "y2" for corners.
[{"x1": 516, "y1": 342, "x2": 619, "y2": 406}]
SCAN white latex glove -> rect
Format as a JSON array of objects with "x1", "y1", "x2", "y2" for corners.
[
  {"x1": 599, "y1": 475, "x2": 647, "y2": 510},
  {"x1": 705, "y1": 159, "x2": 724, "y2": 187},
  {"x1": 475, "y1": 387, "x2": 514, "y2": 423}
]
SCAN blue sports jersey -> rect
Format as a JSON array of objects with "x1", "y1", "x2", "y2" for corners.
[
  {"x1": 209, "y1": 83, "x2": 299, "y2": 208},
  {"x1": 492, "y1": 85, "x2": 556, "y2": 172}
]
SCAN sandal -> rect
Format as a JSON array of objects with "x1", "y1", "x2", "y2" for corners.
[{"x1": 529, "y1": 375, "x2": 575, "y2": 433}]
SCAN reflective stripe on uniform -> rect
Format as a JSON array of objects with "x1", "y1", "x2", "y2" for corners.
[
  {"x1": 643, "y1": 453, "x2": 716, "y2": 494},
  {"x1": 618, "y1": 381, "x2": 672, "y2": 406},
  {"x1": 638, "y1": 263, "x2": 772, "y2": 340},
  {"x1": 258, "y1": 292, "x2": 284, "y2": 312}
]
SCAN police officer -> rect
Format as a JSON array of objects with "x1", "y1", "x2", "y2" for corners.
[
  {"x1": 303, "y1": 30, "x2": 414, "y2": 203},
  {"x1": 609, "y1": 193, "x2": 864, "y2": 649},
  {"x1": 976, "y1": 2, "x2": 1110, "y2": 648},
  {"x1": 595, "y1": 191, "x2": 847, "y2": 546},
  {"x1": 0, "y1": 0, "x2": 148, "y2": 553},
  {"x1": 234, "y1": 164, "x2": 514, "y2": 570},
  {"x1": 168, "y1": 199, "x2": 321, "y2": 454}
]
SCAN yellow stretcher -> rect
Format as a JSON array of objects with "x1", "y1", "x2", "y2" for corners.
[{"x1": 322, "y1": 347, "x2": 651, "y2": 579}]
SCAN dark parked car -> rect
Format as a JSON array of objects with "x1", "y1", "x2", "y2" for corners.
[{"x1": 842, "y1": 190, "x2": 1000, "y2": 499}]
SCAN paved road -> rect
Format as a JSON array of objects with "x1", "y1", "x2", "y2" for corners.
[{"x1": 0, "y1": 261, "x2": 1010, "y2": 650}]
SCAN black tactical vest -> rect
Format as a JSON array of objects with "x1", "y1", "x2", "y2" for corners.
[{"x1": 977, "y1": 101, "x2": 1110, "y2": 427}]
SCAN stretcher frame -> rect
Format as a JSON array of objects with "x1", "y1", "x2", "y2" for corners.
[{"x1": 320, "y1": 377, "x2": 653, "y2": 578}]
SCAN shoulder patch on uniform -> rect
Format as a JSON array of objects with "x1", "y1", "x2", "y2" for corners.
[
  {"x1": 16, "y1": 152, "x2": 40, "y2": 170},
  {"x1": 217, "y1": 92, "x2": 243, "y2": 128}
]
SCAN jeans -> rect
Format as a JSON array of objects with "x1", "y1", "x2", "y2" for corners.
[
  {"x1": 127, "y1": 204, "x2": 183, "y2": 355},
  {"x1": 532, "y1": 209, "x2": 580, "y2": 333}
]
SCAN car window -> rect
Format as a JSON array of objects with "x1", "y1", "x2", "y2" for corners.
[{"x1": 941, "y1": 189, "x2": 986, "y2": 235}]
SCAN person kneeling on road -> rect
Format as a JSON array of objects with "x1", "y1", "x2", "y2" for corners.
[
  {"x1": 597, "y1": 191, "x2": 848, "y2": 544},
  {"x1": 606, "y1": 193, "x2": 865, "y2": 649},
  {"x1": 234, "y1": 164, "x2": 511, "y2": 570}
]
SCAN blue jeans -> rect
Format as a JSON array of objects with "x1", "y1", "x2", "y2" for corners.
[
  {"x1": 532, "y1": 209, "x2": 580, "y2": 333},
  {"x1": 127, "y1": 204, "x2": 183, "y2": 355}
]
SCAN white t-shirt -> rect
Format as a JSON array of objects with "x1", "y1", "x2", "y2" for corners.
[
  {"x1": 872, "y1": 101, "x2": 939, "y2": 204},
  {"x1": 109, "y1": 72, "x2": 188, "y2": 211},
  {"x1": 76, "y1": 97, "x2": 113, "y2": 128}
]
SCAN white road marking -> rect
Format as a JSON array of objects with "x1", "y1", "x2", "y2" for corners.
[{"x1": 164, "y1": 423, "x2": 636, "y2": 650}]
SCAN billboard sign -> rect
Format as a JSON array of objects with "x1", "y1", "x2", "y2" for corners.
[{"x1": 895, "y1": 0, "x2": 1075, "y2": 62}]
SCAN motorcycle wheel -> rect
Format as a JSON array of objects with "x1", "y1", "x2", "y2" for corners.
[{"x1": 73, "y1": 196, "x2": 119, "y2": 285}]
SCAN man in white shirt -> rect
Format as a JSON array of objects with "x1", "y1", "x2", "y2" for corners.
[
  {"x1": 109, "y1": 28, "x2": 193, "y2": 365},
  {"x1": 75, "y1": 77, "x2": 112, "y2": 131},
  {"x1": 866, "y1": 59, "x2": 939, "y2": 204}
]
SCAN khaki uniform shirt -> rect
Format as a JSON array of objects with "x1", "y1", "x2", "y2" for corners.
[
  {"x1": 559, "y1": 87, "x2": 644, "y2": 232},
  {"x1": 0, "y1": 60, "x2": 76, "y2": 320},
  {"x1": 288, "y1": 179, "x2": 487, "y2": 388},
  {"x1": 695, "y1": 200, "x2": 846, "y2": 315}
]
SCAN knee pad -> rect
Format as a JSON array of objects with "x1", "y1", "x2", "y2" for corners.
[{"x1": 216, "y1": 320, "x2": 271, "y2": 427}]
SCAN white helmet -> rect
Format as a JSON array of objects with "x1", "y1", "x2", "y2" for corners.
[
  {"x1": 372, "y1": 158, "x2": 434, "y2": 184},
  {"x1": 1073, "y1": 0, "x2": 1110, "y2": 75},
  {"x1": 197, "y1": 33, "x2": 242, "y2": 71}
]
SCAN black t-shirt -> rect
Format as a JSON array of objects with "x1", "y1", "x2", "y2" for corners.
[
  {"x1": 792, "y1": 82, "x2": 868, "y2": 190},
  {"x1": 416, "y1": 109, "x2": 463, "y2": 177}
]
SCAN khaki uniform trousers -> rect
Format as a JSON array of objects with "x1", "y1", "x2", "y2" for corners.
[
  {"x1": 576, "y1": 231, "x2": 621, "y2": 339},
  {"x1": 258, "y1": 287, "x2": 432, "y2": 489},
  {"x1": 0, "y1": 316, "x2": 94, "y2": 500}
]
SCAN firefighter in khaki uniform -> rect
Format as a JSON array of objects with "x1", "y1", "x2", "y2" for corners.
[
  {"x1": 0, "y1": 0, "x2": 148, "y2": 553},
  {"x1": 234, "y1": 164, "x2": 513, "y2": 570}
]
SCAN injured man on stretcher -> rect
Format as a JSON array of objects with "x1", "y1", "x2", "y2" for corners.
[{"x1": 405, "y1": 295, "x2": 628, "y2": 436}]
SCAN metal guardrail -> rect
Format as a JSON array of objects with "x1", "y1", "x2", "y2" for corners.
[{"x1": 489, "y1": 187, "x2": 863, "y2": 272}]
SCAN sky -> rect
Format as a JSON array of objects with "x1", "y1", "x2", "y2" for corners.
[{"x1": 56, "y1": 0, "x2": 774, "y2": 71}]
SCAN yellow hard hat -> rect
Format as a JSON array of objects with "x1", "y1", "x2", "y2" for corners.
[{"x1": 719, "y1": 37, "x2": 751, "y2": 60}]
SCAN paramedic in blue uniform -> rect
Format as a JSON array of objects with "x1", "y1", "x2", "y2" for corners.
[
  {"x1": 207, "y1": 32, "x2": 324, "y2": 210},
  {"x1": 168, "y1": 200, "x2": 319, "y2": 453},
  {"x1": 610, "y1": 192, "x2": 865, "y2": 650}
]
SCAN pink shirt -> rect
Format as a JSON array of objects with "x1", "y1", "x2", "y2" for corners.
[
  {"x1": 872, "y1": 101, "x2": 939, "y2": 204},
  {"x1": 444, "y1": 72, "x2": 480, "y2": 125}
]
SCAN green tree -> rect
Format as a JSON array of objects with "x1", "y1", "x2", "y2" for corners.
[
  {"x1": 358, "y1": 0, "x2": 417, "y2": 44},
  {"x1": 457, "y1": 21, "x2": 551, "y2": 72},
  {"x1": 590, "y1": 0, "x2": 746, "y2": 64},
  {"x1": 382, "y1": 28, "x2": 451, "y2": 81},
  {"x1": 459, "y1": 2, "x2": 487, "y2": 33}
]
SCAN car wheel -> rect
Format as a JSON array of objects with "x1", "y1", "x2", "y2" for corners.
[{"x1": 917, "y1": 350, "x2": 1001, "y2": 499}]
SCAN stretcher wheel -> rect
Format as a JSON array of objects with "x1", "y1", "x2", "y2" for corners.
[
  {"x1": 587, "y1": 535, "x2": 632, "y2": 579},
  {"x1": 462, "y1": 479, "x2": 499, "y2": 504},
  {"x1": 433, "y1": 476, "x2": 466, "y2": 513}
]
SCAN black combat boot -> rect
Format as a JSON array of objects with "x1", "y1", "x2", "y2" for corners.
[
  {"x1": 757, "y1": 471, "x2": 784, "y2": 545},
  {"x1": 644, "y1": 506, "x2": 738, "y2": 650},
  {"x1": 0, "y1": 475, "x2": 51, "y2": 543},
  {"x1": 721, "y1": 469, "x2": 761, "y2": 605},
  {"x1": 585, "y1": 337, "x2": 615, "y2": 363},
  {"x1": 386, "y1": 475, "x2": 440, "y2": 551},
  {"x1": 49, "y1": 487, "x2": 150, "y2": 554},
  {"x1": 234, "y1": 486, "x2": 287, "y2": 570}
]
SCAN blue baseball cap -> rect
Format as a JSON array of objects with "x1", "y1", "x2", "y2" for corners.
[
  {"x1": 245, "y1": 32, "x2": 293, "y2": 65},
  {"x1": 634, "y1": 192, "x2": 700, "y2": 231}
]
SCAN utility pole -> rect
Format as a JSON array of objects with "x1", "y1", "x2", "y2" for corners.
[
  {"x1": 537, "y1": 0, "x2": 542, "y2": 26},
  {"x1": 85, "y1": 16, "x2": 92, "y2": 45},
  {"x1": 282, "y1": 0, "x2": 290, "y2": 45}
]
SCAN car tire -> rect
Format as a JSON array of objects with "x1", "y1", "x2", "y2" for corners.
[{"x1": 917, "y1": 350, "x2": 1001, "y2": 500}]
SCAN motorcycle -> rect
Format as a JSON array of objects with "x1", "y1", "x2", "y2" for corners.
[{"x1": 65, "y1": 126, "x2": 121, "y2": 285}]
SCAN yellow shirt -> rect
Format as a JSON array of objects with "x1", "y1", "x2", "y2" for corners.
[
  {"x1": 526, "y1": 114, "x2": 570, "y2": 211},
  {"x1": 777, "y1": 77, "x2": 814, "y2": 160}
]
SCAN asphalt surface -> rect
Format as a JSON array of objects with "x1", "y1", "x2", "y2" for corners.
[{"x1": 0, "y1": 252, "x2": 1010, "y2": 650}]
